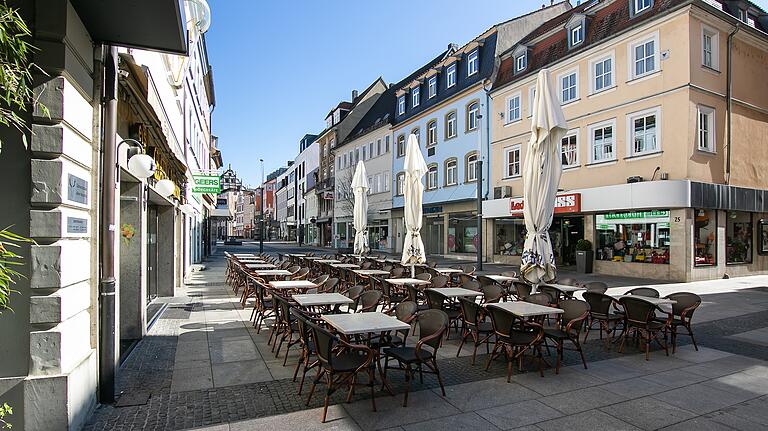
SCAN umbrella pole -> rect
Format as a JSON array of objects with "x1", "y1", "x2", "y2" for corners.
[{"x1": 410, "y1": 265, "x2": 415, "y2": 278}]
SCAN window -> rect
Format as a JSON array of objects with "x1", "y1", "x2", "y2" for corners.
[
  {"x1": 570, "y1": 25, "x2": 583, "y2": 47},
  {"x1": 446, "y1": 64, "x2": 456, "y2": 88},
  {"x1": 593, "y1": 55, "x2": 613, "y2": 92},
  {"x1": 697, "y1": 105, "x2": 715, "y2": 152},
  {"x1": 633, "y1": 0, "x2": 653, "y2": 15},
  {"x1": 590, "y1": 120, "x2": 615, "y2": 162},
  {"x1": 466, "y1": 152, "x2": 478, "y2": 182},
  {"x1": 727, "y1": 211, "x2": 752, "y2": 264},
  {"x1": 466, "y1": 101, "x2": 479, "y2": 131},
  {"x1": 446, "y1": 111, "x2": 457, "y2": 138},
  {"x1": 595, "y1": 210, "x2": 671, "y2": 264},
  {"x1": 506, "y1": 93, "x2": 521, "y2": 123},
  {"x1": 528, "y1": 86, "x2": 536, "y2": 117},
  {"x1": 376, "y1": 139, "x2": 382, "y2": 156},
  {"x1": 702, "y1": 26, "x2": 719, "y2": 70},
  {"x1": 354, "y1": 148, "x2": 360, "y2": 163},
  {"x1": 411, "y1": 127, "x2": 420, "y2": 145},
  {"x1": 505, "y1": 145, "x2": 521, "y2": 178},
  {"x1": 426, "y1": 164, "x2": 438, "y2": 190},
  {"x1": 397, "y1": 134, "x2": 405, "y2": 157},
  {"x1": 560, "y1": 132, "x2": 578, "y2": 168},
  {"x1": 385, "y1": 135, "x2": 390, "y2": 153},
  {"x1": 445, "y1": 159, "x2": 457, "y2": 185},
  {"x1": 738, "y1": 8, "x2": 748, "y2": 23},
  {"x1": 395, "y1": 172, "x2": 405, "y2": 196},
  {"x1": 382, "y1": 172, "x2": 389, "y2": 191},
  {"x1": 560, "y1": 71, "x2": 578, "y2": 104},
  {"x1": 369, "y1": 142, "x2": 374, "y2": 158},
  {"x1": 362, "y1": 146, "x2": 367, "y2": 160},
  {"x1": 347, "y1": 151, "x2": 353, "y2": 167},
  {"x1": 428, "y1": 76, "x2": 437, "y2": 98},
  {"x1": 412, "y1": 86, "x2": 420, "y2": 107},
  {"x1": 467, "y1": 49, "x2": 479, "y2": 76},
  {"x1": 629, "y1": 110, "x2": 659, "y2": 155},
  {"x1": 631, "y1": 35, "x2": 658, "y2": 78},
  {"x1": 694, "y1": 209, "x2": 717, "y2": 266},
  {"x1": 397, "y1": 95, "x2": 405, "y2": 115},
  {"x1": 426, "y1": 120, "x2": 437, "y2": 147},
  {"x1": 516, "y1": 54, "x2": 527, "y2": 72},
  {"x1": 337, "y1": 156, "x2": 342, "y2": 170}
]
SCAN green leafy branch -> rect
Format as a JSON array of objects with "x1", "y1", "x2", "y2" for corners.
[{"x1": 0, "y1": 226, "x2": 33, "y2": 313}]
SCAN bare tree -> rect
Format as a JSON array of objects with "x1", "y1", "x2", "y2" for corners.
[{"x1": 335, "y1": 169, "x2": 356, "y2": 217}]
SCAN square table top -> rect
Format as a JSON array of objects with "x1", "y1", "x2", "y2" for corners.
[
  {"x1": 331, "y1": 263, "x2": 361, "y2": 269},
  {"x1": 484, "y1": 275, "x2": 516, "y2": 282},
  {"x1": 245, "y1": 263, "x2": 276, "y2": 269},
  {"x1": 269, "y1": 280, "x2": 318, "y2": 290},
  {"x1": 428, "y1": 287, "x2": 483, "y2": 298},
  {"x1": 302, "y1": 256, "x2": 322, "y2": 260},
  {"x1": 545, "y1": 284, "x2": 586, "y2": 293},
  {"x1": 233, "y1": 254, "x2": 256, "y2": 257},
  {"x1": 315, "y1": 259, "x2": 341, "y2": 264},
  {"x1": 354, "y1": 269, "x2": 391, "y2": 276},
  {"x1": 385, "y1": 278, "x2": 432, "y2": 286},
  {"x1": 287, "y1": 254, "x2": 307, "y2": 257},
  {"x1": 615, "y1": 295, "x2": 677, "y2": 306},
  {"x1": 293, "y1": 293, "x2": 353, "y2": 307},
  {"x1": 238, "y1": 258, "x2": 266, "y2": 263},
  {"x1": 488, "y1": 301, "x2": 564, "y2": 317},
  {"x1": 434, "y1": 268, "x2": 464, "y2": 274},
  {"x1": 253, "y1": 269, "x2": 292, "y2": 277},
  {"x1": 322, "y1": 312, "x2": 411, "y2": 336}
]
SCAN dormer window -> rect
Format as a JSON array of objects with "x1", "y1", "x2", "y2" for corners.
[
  {"x1": 566, "y1": 14, "x2": 588, "y2": 49},
  {"x1": 428, "y1": 76, "x2": 437, "y2": 98},
  {"x1": 632, "y1": 0, "x2": 653, "y2": 16},
  {"x1": 571, "y1": 25, "x2": 583, "y2": 46},
  {"x1": 446, "y1": 64, "x2": 457, "y2": 88},
  {"x1": 397, "y1": 95, "x2": 405, "y2": 115},
  {"x1": 412, "y1": 86, "x2": 420, "y2": 107},
  {"x1": 467, "y1": 49, "x2": 479, "y2": 76},
  {"x1": 516, "y1": 54, "x2": 527, "y2": 72}
]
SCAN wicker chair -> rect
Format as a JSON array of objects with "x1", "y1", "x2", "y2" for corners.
[
  {"x1": 513, "y1": 281, "x2": 532, "y2": 300},
  {"x1": 485, "y1": 304, "x2": 546, "y2": 381},
  {"x1": 457, "y1": 297, "x2": 493, "y2": 364},
  {"x1": 544, "y1": 299, "x2": 590, "y2": 373},
  {"x1": 583, "y1": 291, "x2": 623, "y2": 347},
  {"x1": 618, "y1": 296, "x2": 670, "y2": 360},
  {"x1": 425, "y1": 289, "x2": 461, "y2": 336},
  {"x1": 659, "y1": 292, "x2": 701, "y2": 353},
  {"x1": 357, "y1": 290, "x2": 383, "y2": 313},
  {"x1": 584, "y1": 281, "x2": 608, "y2": 294},
  {"x1": 626, "y1": 287, "x2": 660, "y2": 298}
]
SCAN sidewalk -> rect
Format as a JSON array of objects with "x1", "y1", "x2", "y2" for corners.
[{"x1": 84, "y1": 247, "x2": 768, "y2": 430}]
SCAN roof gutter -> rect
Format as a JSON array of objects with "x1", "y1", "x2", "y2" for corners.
[{"x1": 726, "y1": 23, "x2": 740, "y2": 185}]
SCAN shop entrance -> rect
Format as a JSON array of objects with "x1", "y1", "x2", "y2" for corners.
[
  {"x1": 549, "y1": 216, "x2": 583, "y2": 267},
  {"x1": 146, "y1": 204, "x2": 159, "y2": 303},
  {"x1": 424, "y1": 216, "x2": 444, "y2": 255}
]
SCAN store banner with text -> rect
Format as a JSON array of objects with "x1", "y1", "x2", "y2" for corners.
[
  {"x1": 509, "y1": 193, "x2": 581, "y2": 216},
  {"x1": 192, "y1": 174, "x2": 221, "y2": 194}
]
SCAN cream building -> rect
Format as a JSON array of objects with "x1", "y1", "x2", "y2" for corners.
[{"x1": 484, "y1": 0, "x2": 768, "y2": 281}]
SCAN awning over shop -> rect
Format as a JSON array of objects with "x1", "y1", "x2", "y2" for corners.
[
  {"x1": 71, "y1": 0, "x2": 187, "y2": 55},
  {"x1": 210, "y1": 208, "x2": 232, "y2": 219}
]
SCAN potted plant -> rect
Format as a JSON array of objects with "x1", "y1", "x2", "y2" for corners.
[{"x1": 575, "y1": 239, "x2": 594, "y2": 273}]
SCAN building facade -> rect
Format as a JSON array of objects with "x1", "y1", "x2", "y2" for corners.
[{"x1": 484, "y1": 0, "x2": 768, "y2": 281}]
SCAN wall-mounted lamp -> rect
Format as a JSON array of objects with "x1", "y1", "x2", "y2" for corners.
[
  {"x1": 155, "y1": 178, "x2": 176, "y2": 197},
  {"x1": 118, "y1": 139, "x2": 156, "y2": 179}
]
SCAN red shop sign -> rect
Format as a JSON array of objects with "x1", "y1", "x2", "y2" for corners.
[{"x1": 509, "y1": 193, "x2": 581, "y2": 216}]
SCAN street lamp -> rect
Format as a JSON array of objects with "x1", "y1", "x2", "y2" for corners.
[
  {"x1": 118, "y1": 138, "x2": 156, "y2": 179},
  {"x1": 476, "y1": 106, "x2": 484, "y2": 271},
  {"x1": 259, "y1": 159, "x2": 264, "y2": 253}
]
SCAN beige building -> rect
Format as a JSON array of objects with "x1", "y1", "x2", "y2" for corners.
[{"x1": 484, "y1": 0, "x2": 768, "y2": 281}]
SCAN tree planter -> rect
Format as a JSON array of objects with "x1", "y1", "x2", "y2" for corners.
[{"x1": 576, "y1": 250, "x2": 593, "y2": 273}]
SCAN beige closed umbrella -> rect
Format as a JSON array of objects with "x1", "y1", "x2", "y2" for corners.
[
  {"x1": 401, "y1": 134, "x2": 428, "y2": 273},
  {"x1": 352, "y1": 160, "x2": 369, "y2": 255},
  {"x1": 521, "y1": 69, "x2": 568, "y2": 284}
]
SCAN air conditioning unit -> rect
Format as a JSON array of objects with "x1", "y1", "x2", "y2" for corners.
[
  {"x1": 427, "y1": 147, "x2": 436, "y2": 157},
  {"x1": 494, "y1": 186, "x2": 503, "y2": 199},
  {"x1": 627, "y1": 176, "x2": 643, "y2": 183}
]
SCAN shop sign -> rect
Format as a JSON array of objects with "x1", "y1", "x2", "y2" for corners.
[
  {"x1": 596, "y1": 210, "x2": 671, "y2": 227},
  {"x1": 509, "y1": 193, "x2": 580, "y2": 215},
  {"x1": 67, "y1": 174, "x2": 88, "y2": 205},
  {"x1": 192, "y1": 174, "x2": 221, "y2": 194},
  {"x1": 604, "y1": 210, "x2": 669, "y2": 220},
  {"x1": 323, "y1": 191, "x2": 334, "y2": 200},
  {"x1": 424, "y1": 206, "x2": 443, "y2": 214}
]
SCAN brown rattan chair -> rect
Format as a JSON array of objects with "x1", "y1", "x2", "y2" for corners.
[
  {"x1": 383, "y1": 309, "x2": 449, "y2": 406},
  {"x1": 659, "y1": 292, "x2": 701, "y2": 353},
  {"x1": 390, "y1": 267, "x2": 405, "y2": 278},
  {"x1": 583, "y1": 291, "x2": 623, "y2": 346},
  {"x1": 343, "y1": 285, "x2": 365, "y2": 312},
  {"x1": 415, "y1": 272, "x2": 432, "y2": 282},
  {"x1": 291, "y1": 309, "x2": 321, "y2": 395},
  {"x1": 457, "y1": 297, "x2": 493, "y2": 364},
  {"x1": 425, "y1": 289, "x2": 461, "y2": 335},
  {"x1": 481, "y1": 283, "x2": 505, "y2": 304},
  {"x1": 544, "y1": 299, "x2": 590, "y2": 373},
  {"x1": 618, "y1": 296, "x2": 670, "y2": 360},
  {"x1": 357, "y1": 290, "x2": 383, "y2": 313},
  {"x1": 513, "y1": 281, "x2": 532, "y2": 300},
  {"x1": 584, "y1": 281, "x2": 608, "y2": 294},
  {"x1": 626, "y1": 287, "x2": 660, "y2": 298},
  {"x1": 557, "y1": 277, "x2": 580, "y2": 286},
  {"x1": 485, "y1": 304, "x2": 546, "y2": 381}
]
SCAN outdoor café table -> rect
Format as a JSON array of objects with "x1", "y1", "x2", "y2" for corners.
[
  {"x1": 428, "y1": 287, "x2": 483, "y2": 298},
  {"x1": 293, "y1": 293, "x2": 353, "y2": 308},
  {"x1": 315, "y1": 259, "x2": 341, "y2": 264},
  {"x1": 269, "y1": 280, "x2": 318, "y2": 292},
  {"x1": 331, "y1": 263, "x2": 361, "y2": 269},
  {"x1": 384, "y1": 278, "x2": 431, "y2": 287},
  {"x1": 245, "y1": 263, "x2": 276, "y2": 270},
  {"x1": 546, "y1": 284, "x2": 587, "y2": 295},
  {"x1": 252, "y1": 269, "x2": 292, "y2": 278},
  {"x1": 433, "y1": 268, "x2": 464, "y2": 275},
  {"x1": 354, "y1": 269, "x2": 391, "y2": 276},
  {"x1": 238, "y1": 258, "x2": 266, "y2": 263},
  {"x1": 615, "y1": 295, "x2": 677, "y2": 306},
  {"x1": 322, "y1": 312, "x2": 411, "y2": 394},
  {"x1": 484, "y1": 275, "x2": 516, "y2": 283},
  {"x1": 287, "y1": 254, "x2": 307, "y2": 257},
  {"x1": 487, "y1": 301, "x2": 564, "y2": 318},
  {"x1": 233, "y1": 254, "x2": 255, "y2": 257}
]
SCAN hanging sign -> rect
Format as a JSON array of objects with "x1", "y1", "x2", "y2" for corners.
[
  {"x1": 509, "y1": 193, "x2": 581, "y2": 215},
  {"x1": 192, "y1": 174, "x2": 221, "y2": 194}
]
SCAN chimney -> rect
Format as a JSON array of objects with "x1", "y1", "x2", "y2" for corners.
[{"x1": 352, "y1": 89, "x2": 358, "y2": 100}]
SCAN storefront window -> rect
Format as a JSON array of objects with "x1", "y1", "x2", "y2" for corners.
[
  {"x1": 447, "y1": 213, "x2": 477, "y2": 253},
  {"x1": 336, "y1": 222, "x2": 348, "y2": 248},
  {"x1": 368, "y1": 223, "x2": 389, "y2": 250},
  {"x1": 495, "y1": 219, "x2": 527, "y2": 256},
  {"x1": 596, "y1": 210, "x2": 670, "y2": 264},
  {"x1": 726, "y1": 211, "x2": 752, "y2": 264},
  {"x1": 694, "y1": 209, "x2": 716, "y2": 266}
]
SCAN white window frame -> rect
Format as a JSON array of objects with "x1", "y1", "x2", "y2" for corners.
[
  {"x1": 504, "y1": 144, "x2": 522, "y2": 178},
  {"x1": 505, "y1": 92, "x2": 522, "y2": 123},
  {"x1": 528, "y1": 85, "x2": 536, "y2": 117},
  {"x1": 397, "y1": 95, "x2": 405, "y2": 115},
  {"x1": 428, "y1": 76, "x2": 437, "y2": 98},
  {"x1": 427, "y1": 165, "x2": 438, "y2": 190},
  {"x1": 628, "y1": 32, "x2": 659, "y2": 80},
  {"x1": 446, "y1": 111, "x2": 457, "y2": 138},
  {"x1": 426, "y1": 120, "x2": 437, "y2": 147},
  {"x1": 397, "y1": 135, "x2": 405, "y2": 157},
  {"x1": 445, "y1": 159, "x2": 458, "y2": 186},
  {"x1": 516, "y1": 54, "x2": 527, "y2": 72},
  {"x1": 467, "y1": 153, "x2": 478, "y2": 181},
  {"x1": 467, "y1": 102, "x2": 479, "y2": 131},
  {"x1": 626, "y1": 106, "x2": 661, "y2": 156},
  {"x1": 701, "y1": 25, "x2": 720, "y2": 71},
  {"x1": 396, "y1": 172, "x2": 405, "y2": 196},
  {"x1": 559, "y1": 130, "x2": 580, "y2": 169},
  {"x1": 697, "y1": 105, "x2": 716, "y2": 153},
  {"x1": 383, "y1": 171, "x2": 390, "y2": 191},
  {"x1": 412, "y1": 87, "x2": 420, "y2": 107},
  {"x1": 634, "y1": 0, "x2": 652, "y2": 14},
  {"x1": 467, "y1": 49, "x2": 479, "y2": 76},
  {"x1": 558, "y1": 68, "x2": 579, "y2": 104},
  {"x1": 446, "y1": 64, "x2": 457, "y2": 88},
  {"x1": 588, "y1": 118, "x2": 617, "y2": 163},
  {"x1": 571, "y1": 25, "x2": 583, "y2": 46},
  {"x1": 589, "y1": 51, "x2": 615, "y2": 94}
]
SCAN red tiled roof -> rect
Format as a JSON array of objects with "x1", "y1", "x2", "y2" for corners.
[{"x1": 494, "y1": 0, "x2": 687, "y2": 90}]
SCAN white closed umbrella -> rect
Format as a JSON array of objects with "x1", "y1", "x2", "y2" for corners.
[
  {"x1": 401, "y1": 134, "x2": 428, "y2": 271},
  {"x1": 521, "y1": 69, "x2": 568, "y2": 284},
  {"x1": 352, "y1": 160, "x2": 370, "y2": 255}
]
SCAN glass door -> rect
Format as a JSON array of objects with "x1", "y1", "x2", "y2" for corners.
[{"x1": 146, "y1": 205, "x2": 159, "y2": 303}]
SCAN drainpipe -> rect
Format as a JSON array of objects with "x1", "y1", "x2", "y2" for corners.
[
  {"x1": 98, "y1": 45, "x2": 118, "y2": 404},
  {"x1": 725, "y1": 24, "x2": 740, "y2": 185}
]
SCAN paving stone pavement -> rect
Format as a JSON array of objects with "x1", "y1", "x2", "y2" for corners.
[{"x1": 84, "y1": 247, "x2": 768, "y2": 431}]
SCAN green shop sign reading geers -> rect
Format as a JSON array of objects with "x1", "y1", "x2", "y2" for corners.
[{"x1": 192, "y1": 174, "x2": 221, "y2": 194}]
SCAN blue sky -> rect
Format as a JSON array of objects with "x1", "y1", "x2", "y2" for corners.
[{"x1": 207, "y1": 0, "x2": 768, "y2": 187}]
